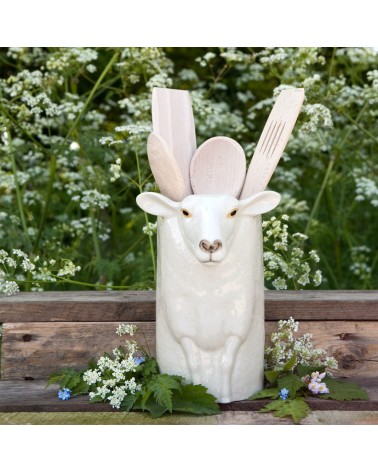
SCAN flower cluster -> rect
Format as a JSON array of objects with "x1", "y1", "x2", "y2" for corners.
[
  {"x1": 265, "y1": 317, "x2": 338, "y2": 371},
  {"x1": 263, "y1": 216, "x2": 322, "y2": 290},
  {"x1": 83, "y1": 324, "x2": 144, "y2": 409},
  {"x1": 0, "y1": 249, "x2": 80, "y2": 296},
  {"x1": 302, "y1": 371, "x2": 329, "y2": 395}
]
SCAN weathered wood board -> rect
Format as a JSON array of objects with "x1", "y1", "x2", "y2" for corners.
[
  {"x1": 0, "y1": 290, "x2": 377, "y2": 322},
  {"x1": 2, "y1": 320, "x2": 378, "y2": 381}
]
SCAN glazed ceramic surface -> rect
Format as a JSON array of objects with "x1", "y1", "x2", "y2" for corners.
[{"x1": 137, "y1": 191, "x2": 280, "y2": 403}]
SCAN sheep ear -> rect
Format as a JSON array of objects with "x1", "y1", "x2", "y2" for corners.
[
  {"x1": 238, "y1": 191, "x2": 281, "y2": 216},
  {"x1": 136, "y1": 192, "x2": 180, "y2": 218}
]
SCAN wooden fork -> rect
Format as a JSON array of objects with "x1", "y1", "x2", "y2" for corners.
[{"x1": 240, "y1": 88, "x2": 305, "y2": 199}]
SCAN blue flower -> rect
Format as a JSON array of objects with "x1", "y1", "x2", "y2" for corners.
[
  {"x1": 279, "y1": 388, "x2": 289, "y2": 400},
  {"x1": 133, "y1": 355, "x2": 145, "y2": 365},
  {"x1": 58, "y1": 388, "x2": 72, "y2": 400}
]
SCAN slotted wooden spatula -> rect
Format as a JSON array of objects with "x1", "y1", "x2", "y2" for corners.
[{"x1": 240, "y1": 88, "x2": 305, "y2": 199}]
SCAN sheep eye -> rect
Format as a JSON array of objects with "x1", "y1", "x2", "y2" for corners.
[
  {"x1": 227, "y1": 209, "x2": 238, "y2": 218},
  {"x1": 182, "y1": 209, "x2": 192, "y2": 218}
]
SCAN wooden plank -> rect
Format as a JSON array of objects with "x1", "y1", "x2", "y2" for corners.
[
  {"x1": 1, "y1": 322, "x2": 156, "y2": 380},
  {"x1": 2, "y1": 320, "x2": 378, "y2": 381},
  {"x1": 0, "y1": 381, "x2": 377, "y2": 417},
  {"x1": 0, "y1": 290, "x2": 377, "y2": 323}
]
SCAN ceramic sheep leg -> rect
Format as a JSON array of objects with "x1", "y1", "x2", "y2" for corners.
[{"x1": 138, "y1": 191, "x2": 280, "y2": 403}]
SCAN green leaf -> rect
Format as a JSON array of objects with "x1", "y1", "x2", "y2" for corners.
[
  {"x1": 142, "y1": 398, "x2": 168, "y2": 419},
  {"x1": 284, "y1": 352, "x2": 297, "y2": 372},
  {"x1": 121, "y1": 393, "x2": 139, "y2": 412},
  {"x1": 265, "y1": 370, "x2": 279, "y2": 385},
  {"x1": 72, "y1": 380, "x2": 89, "y2": 395},
  {"x1": 142, "y1": 357, "x2": 159, "y2": 378},
  {"x1": 260, "y1": 398, "x2": 311, "y2": 424},
  {"x1": 171, "y1": 384, "x2": 219, "y2": 416},
  {"x1": 249, "y1": 388, "x2": 280, "y2": 400},
  {"x1": 296, "y1": 364, "x2": 325, "y2": 378},
  {"x1": 148, "y1": 374, "x2": 182, "y2": 412},
  {"x1": 319, "y1": 377, "x2": 368, "y2": 401},
  {"x1": 140, "y1": 389, "x2": 153, "y2": 409},
  {"x1": 277, "y1": 374, "x2": 305, "y2": 398}
]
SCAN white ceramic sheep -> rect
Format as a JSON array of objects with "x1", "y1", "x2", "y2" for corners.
[{"x1": 136, "y1": 87, "x2": 304, "y2": 403}]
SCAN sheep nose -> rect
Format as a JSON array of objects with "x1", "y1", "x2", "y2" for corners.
[{"x1": 199, "y1": 239, "x2": 223, "y2": 254}]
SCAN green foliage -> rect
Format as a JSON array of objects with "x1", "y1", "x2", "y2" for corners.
[
  {"x1": 1, "y1": 47, "x2": 377, "y2": 292},
  {"x1": 320, "y1": 378, "x2": 368, "y2": 401},
  {"x1": 260, "y1": 398, "x2": 311, "y2": 424},
  {"x1": 277, "y1": 374, "x2": 305, "y2": 398},
  {"x1": 248, "y1": 388, "x2": 280, "y2": 400},
  {"x1": 46, "y1": 324, "x2": 219, "y2": 419},
  {"x1": 47, "y1": 368, "x2": 89, "y2": 395},
  {"x1": 264, "y1": 370, "x2": 280, "y2": 385}
]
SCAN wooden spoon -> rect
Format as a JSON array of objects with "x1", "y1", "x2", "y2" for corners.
[
  {"x1": 152, "y1": 87, "x2": 196, "y2": 198},
  {"x1": 147, "y1": 132, "x2": 186, "y2": 202},
  {"x1": 240, "y1": 88, "x2": 305, "y2": 199},
  {"x1": 189, "y1": 136, "x2": 246, "y2": 197}
]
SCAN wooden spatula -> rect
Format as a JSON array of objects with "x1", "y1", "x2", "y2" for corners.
[
  {"x1": 152, "y1": 87, "x2": 196, "y2": 198},
  {"x1": 240, "y1": 88, "x2": 305, "y2": 199},
  {"x1": 190, "y1": 137, "x2": 246, "y2": 197},
  {"x1": 147, "y1": 132, "x2": 186, "y2": 202}
]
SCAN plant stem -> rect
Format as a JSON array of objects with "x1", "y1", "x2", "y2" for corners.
[
  {"x1": 7, "y1": 130, "x2": 32, "y2": 251},
  {"x1": 63, "y1": 50, "x2": 119, "y2": 144},
  {"x1": 33, "y1": 154, "x2": 57, "y2": 251},
  {"x1": 305, "y1": 154, "x2": 336, "y2": 235},
  {"x1": 134, "y1": 144, "x2": 156, "y2": 282},
  {"x1": 90, "y1": 208, "x2": 103, "y2": 283}
]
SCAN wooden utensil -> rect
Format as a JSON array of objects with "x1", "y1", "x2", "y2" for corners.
[
  {"x1": 152, "y1": 87, "x2": 196, "y2": 198},
  {"x1": 240, "y1": 88, "x2": 305, "y2": 199},
  {"x1": 189, "y1": 136, "x2": 246, "y2": 197},
  {"x1": 147, "y1": 132, "x2": 186, "y2": 202}
]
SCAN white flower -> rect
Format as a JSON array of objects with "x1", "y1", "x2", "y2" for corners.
[
  {"x1": 57, "y1": 260, "x2": 81, "y2": 277},
  {"x1": 116, "y1": 324, "x2": 137, "y2": 336},
  {"x1": 311, "y1": 371, "x2": 326, "y2": 382},
  {"x1": 317, "y1": 382, "x2": 329, "y2": 394},
  {"x1": 308, "y1": 381, "x2": 320, "y2": 394},
  {"x1": 83, "y1": 369, "x2": 102, "y2": 385},
  {"x1": 69, "y1": 141, "x2": 80, "y2": 151}
]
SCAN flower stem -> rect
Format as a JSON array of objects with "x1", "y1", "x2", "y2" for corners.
[
  {"x1": 134, "y1": 144, "x2": 156, "y2": 282},
  {"x1": 7, "y1": 130, "x2": 32, "y2": 251}
]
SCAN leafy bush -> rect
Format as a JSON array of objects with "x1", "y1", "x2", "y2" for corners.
[{"x1": 0, "y1": 47, "x2": 377, "y2": 291}]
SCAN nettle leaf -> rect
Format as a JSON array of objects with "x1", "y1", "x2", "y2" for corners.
[
  {"x1": 260, "y1": 398, "x2": 311, "y2": 424},
  {"x1": 121, "y1": 393, "x2": 139, "y2": 412},
  {"x1": 277, "y1": 374, "x2": 305, "y2": 398},
  {"x1": 46, "y1": 368, "x2": 84, "y2": 391},
  {"x1": 296, "y1": 364, "x2": 325, "y2": 378},
  {"x1": 142, "y1": 357, "x2": 159, "y2": 378},
  {"x1": 249, "y1": 388, "x2": 280, "y2": 400},
  {"x1": 320, "y1": 377, "x2": 368, "y2": 401},
  {"x1": 265, "y1": 370, "x2": 279, "y2": 385},
  {"x1": 284, "y1": 353, "x2": 297, "y2": 372},
  {"x1": 171, "y1": 384, "x2": 219, "y2": 416},
  {"x1": 148, "y1": 374, "x2": 182, "y2": 412}
]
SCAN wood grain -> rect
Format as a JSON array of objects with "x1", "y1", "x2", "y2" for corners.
[
  {"x1": 1, "y1": 322, "x2": 156, "y2": 380},
  {"x1": 0, "y1": 291, "x2": 377, "y2": 323},
  {"x1": 0, "y1": 380, "x2": 376, "y2": 417},
  {"x1": 241, "y1": 88, "x2": 305, "y2": 199},
  {"x1": 2, "y1": 320, "x2": 378, "y2": 381},
  {"x1": 147, "y1": 132, "x2": 186, "y2": 201},
  {"x1": 190, "y1": 137, "x2": 246, "y2": 197},
  {"x1": 152, "y1": 87, "x2": 196, "y2": 198}
]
